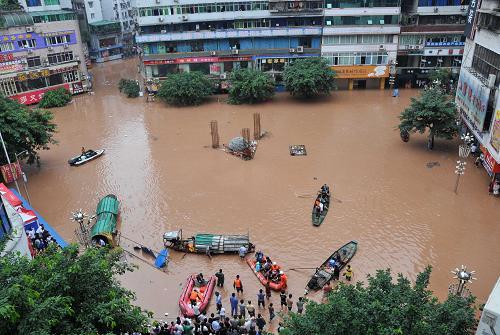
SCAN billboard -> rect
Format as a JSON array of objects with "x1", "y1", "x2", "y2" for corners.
[
  {"x1": 456, "y1": 69, "x2": 490, "y2": 132},
  {"x1": 0, "y1": 162, "x2": 22, "y2": 184},
  {"x1": 330, "y1": 65, "x2": 389, "y2": 79},
  {"x1": 491, "y1": 108, "x2": 500, "y2": 154}
]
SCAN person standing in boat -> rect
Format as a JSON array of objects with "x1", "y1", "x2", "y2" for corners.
[{"x1": 81, "y1": 146, "x2": 86, "y2": 155}]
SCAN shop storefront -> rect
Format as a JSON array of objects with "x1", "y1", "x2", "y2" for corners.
[{"x1": 330, "y1": 65, "x2": 389, "y2": 90}]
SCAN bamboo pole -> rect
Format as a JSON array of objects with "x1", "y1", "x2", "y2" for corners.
[
  {"x1": 210, "y1": 120, "x2": 219, "y2": 148},
  {"x1": 242, "y1": 128, "x2": 250, "y2": 143}
]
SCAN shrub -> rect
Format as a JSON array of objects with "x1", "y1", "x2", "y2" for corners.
[
  {"x1": 228, "y1": 68, "x2": 275, "y2": 104},
  {"x1": 118, "y1": 79, "x2": 140, "y2": 98},
  {"x1": 283, "y1": 58, "x2": 336, "y2": 99},
  {"x1": 38, "y1": 88, "x2": 72, "y2": 108},
  {"x1": 157, "y1": 71, "x2": 213, "y2": 106}
]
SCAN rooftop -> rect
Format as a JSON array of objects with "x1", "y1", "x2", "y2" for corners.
[
  {"x1": 0, "y1": 12, "x2": 34, "y2": 28},
  {"x1": 29, "y1": 9, "x2": 75, "y2": 17},
  {"x1": 89, "y1": 20, "x2": 120, "y2": 27}
]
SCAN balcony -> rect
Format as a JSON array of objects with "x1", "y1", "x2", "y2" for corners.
[
  {"x1": 269, "y1": 0, "x2": 323, "y2": 15},
  {"x1": 89, "y1": 20, "x2": 121, "y2": 35},
  {"x1": 136, "y1": 27, "x2": 323, "y2": 43},
  {"x1": 400, "y1": 24, "x2": 465, "y2": 33},
  {"x1": 477, "y1": 10, "x2": 500, "y2": 33}
]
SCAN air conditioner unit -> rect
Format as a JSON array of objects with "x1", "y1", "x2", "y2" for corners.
[
  {"x1": 210, "y1": 51, "x2": 216, "y2": 56},
  {"x1": 64, "y1": 44, "x2": 69, "y2": 49},
  {"x1": 460, "y1": 5, "x2": 466, "y2": 11},
  {"x1": 159, "y1": 17, "x2": 164, "y2": 22},
  {"x1": 297, "y1": 45, "x2": 304, "y2": 53},
  {"x1": 160, "y1": 29, "x2": 167, "y2": 34},
  {"x1": 488, "y1": 74, "x2": 496, "y2": 89},
  {"x1": 415, "y1": 45, "x2": 420, "y2": 50},
  {"x1": 433, "y1": 7, "x2": 438, "y2": 12},
  {"x1": 182, "y1": 15, "x2": 188, "y2": 21},
  {"x1": 379, "y1": 44, "x2": 384, "y2": 50},
  {"x1": 437, "y1": 58, "x2": 443, "y2": 62},
  {"x1": 289, "y1": 48, "x2": 295, "y2": 53},
  {"x1": 195, "y1": 24, "x2": 200, "y2": 31},
  {"x1": 27, "y1": 49, "x2": 33, "y2": 54},
  {"x1": 26, "y1": 27, "x2": 34, "y2": 33},
  {"x1": 48, "y1": 46, "x2": 53, "y2": 51},
  {"x1": 232, "y1": 49, "x2": 239, "y2": 55},
  {"x1": 155, "y1": 0, "x2": 160, "y2": 3}
]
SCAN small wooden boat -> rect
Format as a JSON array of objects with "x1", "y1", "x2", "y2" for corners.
[
  {"x1": 179, "y1": 274, "x2": 216, "y2": 317},
  {"x1": 305, "y1": 240, "x2": 358, "y2": 294},
  {"x1": 68, "y1": 149, "x2": 105, "y2": 166},
  {"x1": 312, "y1": 190, "x2": 330, "y2": 226},
  {"x1": 247, "y1": 258, "x2": 287, "y2": 291},
  {"x1": 154, "y1": 249, "x2": 169, "y2": 268}
]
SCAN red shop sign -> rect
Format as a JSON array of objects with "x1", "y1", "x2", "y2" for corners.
[
  {"x1": 0, "y1": 162, "x2": 22, "y2": 184},
  {"x1": 0, "y1": 183, "x2": 22, "y2": 207},
  {"x1": 10, "y1": 84, "x2": 70, "y2": 105},
  {"x1": 480, "y1": 146, "x2": 500, "y2": 176},
  {"x1": 144, "y1": 56, "x2": 252, "y2": 65}
]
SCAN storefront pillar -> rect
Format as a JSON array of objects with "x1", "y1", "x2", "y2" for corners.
[
  {"x1": 379, "y1": 78, "x2": 386, "y2": 90},
  {"x1": 348, "y1": 79, "x2": 354, "y2": 90}
]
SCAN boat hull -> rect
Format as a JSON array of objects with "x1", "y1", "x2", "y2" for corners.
[
  {"x1": 312, "y1": 191, "x2": 330, "y2": 226},
  {"x1": 179, "y1": 274, "x2": 216, "y2": 317},
  {"x1": 68, "y1": 149, "x2": 105, "y2": 166},
  {"x1": 247, "y1": 258, "x2": 287, "y2": 291},
  {"x1": 305, "y1": 240, "x2": 358, "y2": 293}
]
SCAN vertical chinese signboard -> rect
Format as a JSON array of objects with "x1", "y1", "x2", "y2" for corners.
[
  {"x1": 456, "y1": 70, "x2": 490, "y2": 133},
  {"x1": 464, "y1": 0, "x2": 480, "y2": 39}
]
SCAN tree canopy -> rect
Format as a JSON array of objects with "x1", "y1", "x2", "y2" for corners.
[
  {"x1": 283, "y1": 58, "x2": 336, "y2": 99},
  {"x1": 157, "y1": 71, "x2": 213, "y2": 106},
  {"x1": 38, "y1": 88, "x2": 72, "y2": 108},
  {"x1": 228, "y1": 68, "x2": 275, "y2": 104},
  {"x1": 428, "y1": 69, "x2": 457, "y2": 96},
  {"x1": 118, "y1": 79, "x2": 140, "y2": 98},
  {"x1": 0, "y1": 245, "x2": 149, "y2": 335},
  {"x1": 398, "y1": 86, "x2": 459, "y2": 149},
  {"x1": 0, "y1": 95, "x2": 57, "y2": 165},
  {"x1": 282, "y1": 266, "x2": 476, "y2": 335}
]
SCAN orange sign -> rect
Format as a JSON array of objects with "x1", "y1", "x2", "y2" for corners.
[{"x1": 331, "y1": 65, "x2": 389, "y2": 79}]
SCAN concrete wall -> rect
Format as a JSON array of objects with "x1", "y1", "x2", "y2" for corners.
[{"x1": 0, "y1": 195, "x2": 32, "y2": 259}]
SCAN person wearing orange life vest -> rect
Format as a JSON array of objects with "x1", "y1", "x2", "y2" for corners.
[
  {"x1": 233, "y1": 274, "x2": 243, "y2": 294},
  {"x1": 190, "y1": 288, "x2": 200, "y2": 306},
  {"x1": 279, "y1": 271, "x2": 287, "y2": 288}
]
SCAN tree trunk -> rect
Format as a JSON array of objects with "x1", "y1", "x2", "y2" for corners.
[{"x1": 427, "y1": 131, "x2": 435, "y2": 150}]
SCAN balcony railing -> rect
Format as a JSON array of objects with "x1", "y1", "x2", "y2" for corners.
[{"x1": 136, "y1": 27, "x2": 323, "y2": 43}]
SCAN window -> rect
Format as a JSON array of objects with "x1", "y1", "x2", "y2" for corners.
[
  {"x1": 99, "y1": 37, "x2": 116, "y2": 48},
  {"x1": 325, "y1": 15, "x2": 398, "y2": 25},
  {"x1": 27, "y1": 56, "x2": 42, "y2": 68},
  {"x1": 91, "y1": 13, "x2": 95, "y2": 19},
  {"x1": 472, "y1": 44, "x2": 500, "y2": 86},
  {"x1": 26, "y1": 0, "x2": 42, "y2": 6},
  {"x1": 322, "y1": 52, "x2": 388, "y2": 66},
  {"x1": 45, "y1": 35, "x2": 71, "y2": 46},
  {"x1": 0, "y1": 42, "x2": 14, "y2": 52},
  {"x1": 48, "y1": 51, "x2": 74, "y2": 65},
  {"x1": 17, "y1": 39, "x2": 37, "y2": 48},
  {"x1": 88, "y1": 1, "x2": 93, "y2": 8},
  {"x1": 323, "y1": 35, "x2": 392, "y2": 45},
  {"x1": 44, "y1": 0, "x2": 60, "y2": 4}
]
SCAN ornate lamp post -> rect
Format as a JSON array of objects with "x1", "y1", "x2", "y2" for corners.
[
  {"x1": 70, "y1": 209, "x2": 94, "y2": 248},
  {"x1": 454, "y1": 140, "x2": 472, "y2": 194},
  {"x1": 449, "y1": 265, "x2": 476, "y2": 298}
]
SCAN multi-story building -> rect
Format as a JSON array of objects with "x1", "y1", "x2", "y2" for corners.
[
  {"x1": 134, "y1": 0, "x2": 324, "y2": 87},
  {"x1": 455, "y1": 0, "x2": 500, "y2": 184},
  {"x1": 72, "y1": 0, "x2": 136, "y2": 63},
  {"x1": 0, "y1": 5, "x2": 89, "y2": 105},
  {"x1": 321, "y1": 0, "x2": 401, "y2": 90},
  {"x1": 397, "y1": 0, "x2": 468, "y2": 87}
]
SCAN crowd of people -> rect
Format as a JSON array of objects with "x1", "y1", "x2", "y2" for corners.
[
  {"x1": 25, "y1": 224, "x2": 58, "y2": 255},
  {"x1": 253, "y1": 251, "x2": 287, "y2": 286},
  {"x1": 313, "y1": 184, "x2": 330, "y2": 217}
]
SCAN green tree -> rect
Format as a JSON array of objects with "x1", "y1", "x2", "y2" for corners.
[
  {"x1": 38, "y1": 88, "x2": 72, "y2": 108},
  {"x1": 0, "y1": 0, "x2": 21, "y2": 13},
  {"x1": 157, "y1": 71, "x2": 213, "y2": 106},
  {"x1": 282, "y1": 266, "x2": 476, "y2": 335},
  {"x1": 0, "y1": 95, "x2": 57, "y2": 165},
  {"x1": 283, "y1": 58, "x2": 336, "y2": 99},
  {"x1": 228, "y1": 68, "x2": 275, "y2": 104},
  {"x1": 429, "y1": 69, "x2": 457, "y2": 96},
  {"x1": 0, "y1": 245, "x2": 149, "y2": 335},
  {"x1": 398, "y1": 86, "x2": 459, "y2": 150},
  {"x1": 118, "y1": 79, "x2": 140, "y2": 98}
]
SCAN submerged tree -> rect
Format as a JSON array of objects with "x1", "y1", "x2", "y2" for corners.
[
  {"x1": 0, "y1": 95, "x2": 57, "y2": 165},
  {"x1": 157, "y1": 71, "x2": 213, "y2": 106},
  {"x1": 0, "y1": 244, "x2": 149, "y2": 334},
  {"x1": 38, "y1": 88, "x2": 72, "y2": 108},
  {"x1": 283, "y1": 58, "x2": 336, "y2": 99},
  {"x1": 398, "y1": 86, "x2": 459, "y2": 149},
  {"x1": 118, "y1": 79, "x2": 140, "y2": 98},
  {"x1": 228, "y1": 68, "x2": 275, "y2": 104},
  {"x1": 282, "y1": 266, "x2": 476, "y2": 335}
]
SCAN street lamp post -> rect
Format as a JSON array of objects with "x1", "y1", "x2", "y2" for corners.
[
  {"x1": 0, "y1": 130, "x2": 21, "y2": 195},
  {"x1": 70, "y1": 209, "x2": 94, "y2": 249},
  {"x1": 453, "y1": 133, "x2": 472, "y2": 194},
  {"x1": 449, "y1": 265, "x2": 476, "y2": 298},
  {"x1": 15, "y1": 150, "x2": 32, "y2": 205}
]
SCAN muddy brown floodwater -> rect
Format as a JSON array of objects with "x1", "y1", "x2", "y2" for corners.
[{"x1": 19, "y1": 59, "x2": 499, "y2": 324}]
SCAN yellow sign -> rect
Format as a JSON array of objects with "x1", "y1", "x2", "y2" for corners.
[
  {"x1": 491, "y1": 110, "x2": 500, "y2": 153},
  {"x1": 331, "y1": 65, "x2": 389, "y2": 79}
]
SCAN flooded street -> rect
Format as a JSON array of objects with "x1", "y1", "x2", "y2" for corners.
[{"x1": 20, "y1": 58, "x2": 499, "y2": 320}]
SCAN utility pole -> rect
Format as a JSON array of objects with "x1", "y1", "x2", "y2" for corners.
[{"x1": 0, "y1": 130, "x2": 21, "y2": 195}]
